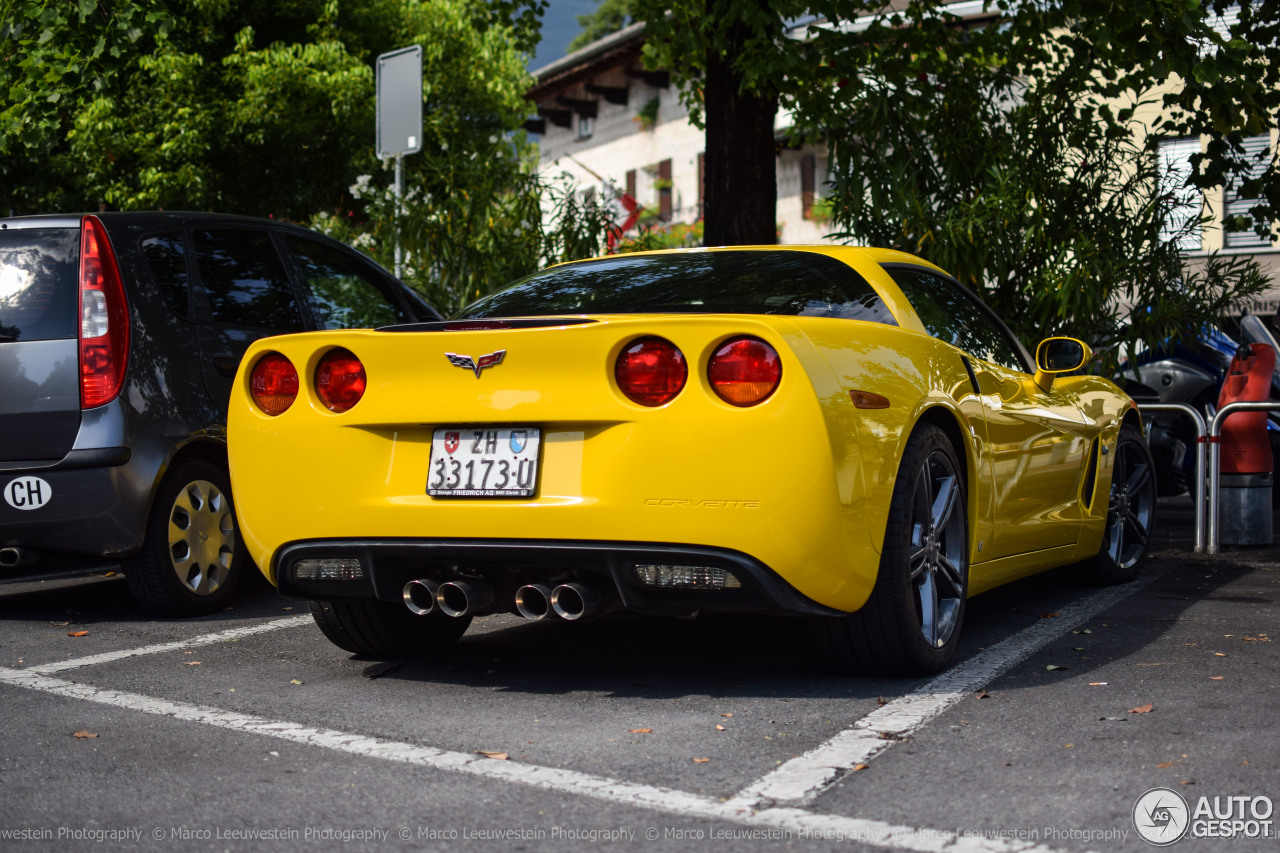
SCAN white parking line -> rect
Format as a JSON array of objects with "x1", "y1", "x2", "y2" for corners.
[
  {"x1": 729, "y1": 575, "x2": 1156, "y2": 808},
  {"x1": 0, "y1": 665, "x2": 1077, "y2": 853},
  {"x1": 27, "y1": 615, "x2": 313, "y2": 674}
]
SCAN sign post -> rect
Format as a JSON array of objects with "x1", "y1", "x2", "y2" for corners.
[{"x1": 376, "y1": 46, "x2": 423, "y2": 279}]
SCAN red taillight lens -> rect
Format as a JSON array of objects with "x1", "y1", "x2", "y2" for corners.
[
  {"x1": 78, "y1": 216, "x2": 130, "y2": 408},
  {"x1": 615, "y1": 336, "x2": 687, "y2": 406},
  {"x1": 315, "y1": 347, "x2": 366, "y2": 413},
  {"x1": 708, "y1": 336, "x2": 781, "y2": 406},
  {"x1": 250, "y1": 352, "x2": 299, "y2": 415}
]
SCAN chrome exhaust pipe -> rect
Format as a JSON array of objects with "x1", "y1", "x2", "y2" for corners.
[
  {"x1": 0, "y1": 547, "x2": 36, "y2": 568},
  {"x1": 436, "y1": 580, "x2": 493, "y2": 618},
  {"x1": 402, "y1": 579, "x2": 439, "y2": 615},
  {"x1": 550, "y1": 582, "x2": 601, "y2": 621},
  {"x1": 514, "y1": 584, "x2": 553, "y2": 620}
]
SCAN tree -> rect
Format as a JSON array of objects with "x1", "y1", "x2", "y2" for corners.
[
  {"x1": 788, "y1": 1, "x2": 1276, "y2": 359},
  {"x1": 567, "y1": 0, "x2": 633, "y2": 53}
]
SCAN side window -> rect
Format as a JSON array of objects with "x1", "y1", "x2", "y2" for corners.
[
  {"x1": 886, "y1": 267, "x2": 1026, "y2": 371},
  {"x1": 191, "y1": 229, "x2": 304, "y2": 331},
  {"x1": 284, "y1": 236, "x2": 408, "y2": 329},
  {"x1": 140, "y1": 232, "x2": 191, "y2": 319}
]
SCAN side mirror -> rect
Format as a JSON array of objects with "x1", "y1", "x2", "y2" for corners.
[{"x1": 1033, "y1": 337, "x2": 1092, "y2": 392}]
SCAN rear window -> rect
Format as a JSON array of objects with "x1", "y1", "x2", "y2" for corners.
[
  {"x1": 456, "y1": 251, "x2": 897, "y2": 324},
  {"x1": 0, "y1": 228, "x2": 80, "y2": 343}
]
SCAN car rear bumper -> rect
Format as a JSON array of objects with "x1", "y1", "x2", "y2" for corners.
[
  {"x1": 272, "y1": 538, "x2": 847, "y2": 618},
  {"x1": 0, "y1": 449, "x2": 148, "y2": 559}
]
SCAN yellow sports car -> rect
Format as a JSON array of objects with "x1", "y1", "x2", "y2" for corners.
[{"x1": 227, "y1": 246, "x2": 1154, "y2": 674}]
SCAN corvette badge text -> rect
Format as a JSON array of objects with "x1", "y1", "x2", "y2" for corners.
[
  {"x1": 644, "y1": 498, "x2": 760, "y2": 509},
  {"x1": 1133, "y1": 788, "x2": 1275, "y2": 845}
]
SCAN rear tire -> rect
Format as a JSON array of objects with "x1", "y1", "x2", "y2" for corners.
[
  {"x1": 123, "y1": 459, "x2": 244, "y2": 616},
  {"x1": 816, "y1": 423, "x2": 969, "y2": 675},
  {"x1": 309, "y1": 598, "x2": 472, "y2": 657},
  {"x1": 1083, "y1": 423, "x2": 1156, "y2": 584}
]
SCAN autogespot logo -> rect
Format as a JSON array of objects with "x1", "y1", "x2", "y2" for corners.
[{"x1": 1134, "y1": 788, "x2": 1191, "y2": 846}]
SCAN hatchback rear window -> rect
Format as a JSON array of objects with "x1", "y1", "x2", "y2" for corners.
[
  {"x1": 0, "y1": 228, "x2": 80, "y2": 343},
  {"x1": 456, "y1": 250, "x2": 897, "y2": 324}
]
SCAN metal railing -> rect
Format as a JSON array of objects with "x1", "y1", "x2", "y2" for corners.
[
  {"x1": 1140, "y1": 400, "x2": 1280, "y2": 554},
  {"x1": 1138, "y1": 403, "x2": 1207, "y2": 552},
  {"x1": 1207, "y1": 400, "x2": 1280, "y2": 554}
]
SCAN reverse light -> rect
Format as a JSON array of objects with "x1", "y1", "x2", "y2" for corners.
[
  {"x1": 294, "y1": 558, "x2": 364, "y2": 581},
  {"x1": 250, "y1": 352, "x2": 299, "y2": 415},
  {"x1": 315, "y1": 347, "x2": 366, "y2": 412},
  {"x1": 78, "y1": 216, "x2": 130, "y2": 408},
  {"x1": 634, "y1": 564, "x2": 742, "y2": 590},
  {"x1": 615, "y1": 336, "x2": 687, "y2": 406},
  {"x1": 708, "y1": 337, "x2": 781, "y2": 406}
]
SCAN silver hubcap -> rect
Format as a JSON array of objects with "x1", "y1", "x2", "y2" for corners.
[
  {"x1": 168, "y1": 479, "x2": 235, "y2": 596},
  {"x1": 909, "y1": 451, "x2": 966, "y2": 649},
  {"x1": 1104, "y1": 440, "x2": 1153, "y2": 569}
]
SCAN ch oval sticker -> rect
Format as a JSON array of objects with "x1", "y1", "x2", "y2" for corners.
[{"x1": 5, "y1": 477, "x2": 52, "y2": 511}]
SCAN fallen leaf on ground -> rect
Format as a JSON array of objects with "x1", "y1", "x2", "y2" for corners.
[
  {"x1": 876, "y1": 696, "x2": 887, "y2": 707},
  {"x1": 475, "y1": 750, "x2": 508, "y2": 760},
  {"x1": 1046, "y1": 665, "x2": 1068, "y2": 671},
  {"x1": 629, "y1": 728, "x2": 652, "y2": 734},
  {"x1": 692, "y1": 757, "x2": 710, "y2": 763},
  {"x1": 1209, "y1": 676, "x2": 1224, "y2": 681},
  {"x1": 1040, "y1": 612, "x2": 1059, "y2": 619},
  {"x1": 721, "y1": 713, "x2": 734, "y2": 718},
  {"x1": 1215, "y1": 652, "x2": 1227, "y2": 657},
  {"x1": 185, "y1": 661, "x2": 201, "y2": 666},
  {"x1": 72, "y1": 730, "x2": 98, "y2": 739},
  {"x1": 51, "y1": 621, "x2": 69, "y2": 627},
  {"x1": 976, "y1": 690, "x2": 990, "y2": 699},
  {"x1": 1129, "y1": 703, "x2": 1155, "y2": 714},
  {"x1": 715, "y1": 724, "x2": 726, "y2": 731},
  {"x1": 1089, "y1": 682, "x2": 1107, "y2": 686},
  {"x1": 290, "y1": 679, "x2": 303, "y2": 685},
  {"x1": 67, "y1": 631, "x2": 88, "y2": 638},
  {"x1": 282, "y1": 606, "x2": 293, "y2": 611},
  {"x1": 1157, "y1": 762, "x2": 1173, "y2": 768},
  {"x1": 852, "y1": 763, "x2": 868, "y2": 771},
  {"x1": 1064, "y1": 744, "x2": 1074, "y2": 748}
]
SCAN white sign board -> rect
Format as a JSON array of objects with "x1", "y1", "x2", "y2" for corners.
[{"x1": 376, "y1": 46, "x2": 423, "y2": 158}]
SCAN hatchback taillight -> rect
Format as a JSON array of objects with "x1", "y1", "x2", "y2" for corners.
[
  {"x1": 315, "y1": 348, "x2": 366, "y2": 413},
  {"x1": 708, "y1": 337, "x2": 781, "y2": 406},
  {"x1": 615, "y1": 336, "x2": 687, "y2": 406},
  {"x1": 78, "y1": 216, "x2": 130, "y2": 408},
  {"x1": 250, "y1": 352, "x2": 299, "y2": 415}
]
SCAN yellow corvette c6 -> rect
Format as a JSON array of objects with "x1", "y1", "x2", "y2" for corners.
[{"x1": 227, "y1": 246, "x2": 1154, "y2": 674}]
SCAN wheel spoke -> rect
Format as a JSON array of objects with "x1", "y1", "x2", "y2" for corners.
[
  {"x1": 917, "y1": 569, "x2": 939, "y2": 647},
  {"x1": 936, "y1": 555, "x2": 965, "y2": 596},
  {"x1": 1107, "y1": 511, "x2": 1124, "y2": 562},
  {"x1": 930, "y1": 473, "x2": 958, "y2": 532},
  {"x1": 914, "y1": 466, "x2": 933, "y2": 528},
  {"x1": 1124, "y1": 510, "x2": 1149, "y2": 545},
  {"x1": 1126, "y1": 459, "x2": 1151, "y2": 495}
]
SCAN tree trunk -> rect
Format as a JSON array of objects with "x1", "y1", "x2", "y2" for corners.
[{"x1": 702, "y1": 35, "x2": 778, "y2": 246}]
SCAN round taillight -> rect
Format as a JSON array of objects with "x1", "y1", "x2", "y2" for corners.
[
  {"x1": 615, "y1": 336, "x2": 687, "y2": 406},
  {"x1": 708, "y1": 337, "x2": 781, "y2": 406},
  {"x1": 315, "y1": 347, "x2": 366, "y2": 413},
  {"x1": 250, "y1": 352, "x2": 299, "y2": 416}
]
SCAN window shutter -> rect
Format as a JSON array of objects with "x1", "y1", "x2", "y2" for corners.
[
  {"x1": 801, "y1": 153, "x2": 816, "y2": 220},
  {"x1": 658, "y1": 159, "x2": 672, "y2": 221}
]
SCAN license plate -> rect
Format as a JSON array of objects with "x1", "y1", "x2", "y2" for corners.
[{"x1": 427, "y1": 427, "x2": 541, "y2": 497}]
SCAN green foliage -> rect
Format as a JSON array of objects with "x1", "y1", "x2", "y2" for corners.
[
  {"x1": 633, "y1": 96, "x2": 659, "y2": 130},
  {"x1": 567, "y1": 0, "x2": 633, "y2": 54},
  {"x1": 798, "y1": 1, "x2": 1271, "y2": 365}
]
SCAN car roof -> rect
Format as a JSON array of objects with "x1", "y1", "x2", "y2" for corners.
[{"x1": 0, "y1": 211, "x2": 313, "y2": 233}]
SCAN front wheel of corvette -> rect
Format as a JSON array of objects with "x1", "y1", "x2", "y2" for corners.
[
  {"x1": 309, "y1": 598, "x2": 472, "y2": 657},
  {"x1": 1083, "y1": 423, "x2": 1156, "y2": 585},
  {"x1": 815, "y1": 423, "x2": 969, "y2": 675}
]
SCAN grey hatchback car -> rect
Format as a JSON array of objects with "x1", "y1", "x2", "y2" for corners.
[{"x1": 0, "y1": 212, "x2": 439, "y2": 614}]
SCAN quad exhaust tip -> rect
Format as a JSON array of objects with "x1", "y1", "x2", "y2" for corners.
[
  {"x1": 402, "y1": 579, "x2": 439, "y2": 616},
  {"x1": 436, "y1": 580, "x2": 493, "y2": 618},
  {"x1": 514, "y1": 584, "x2": 553, "y2": 620},
  {"x1": 550, "y1": 582, "x2": 599, "y2": 621}
]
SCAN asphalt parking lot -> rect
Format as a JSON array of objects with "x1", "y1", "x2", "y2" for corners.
[{"x1": 0, "y1": 495, "x2": 1276, "y2": 852}]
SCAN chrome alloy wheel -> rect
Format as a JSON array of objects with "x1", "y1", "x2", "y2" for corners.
[
  {"x1": 909, "y1": 450, "x2": 967, "y2": 649},
  {"x1": 167, "y1": 479, "x2": 236, "y2": 596},
  {"x1": 1103, "y1": 438, "x2": 1155, "y2": 569}
]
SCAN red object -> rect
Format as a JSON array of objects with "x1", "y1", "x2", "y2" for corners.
[
  {"x1": 606, "y1": 193, "x2": 642, "y2": 252},
  {"x1": 78, "y1": 216, "x2": 130, "y2": 408},
  {"x1": 1217, "y1": 342, "x2": 1275, "y2": 474},
  {"x1": 315, "y1": 347, "x2": 366, "y2": 413},
  {"x1": 250, "y1": 352, "x2": 299, "y2": 416},
  {"x1": 708, "y1": 337, "x2": 782, "y2": 406},
  {"x1": 615, "y1": 336, "x2": 686, "y2": 406}
]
